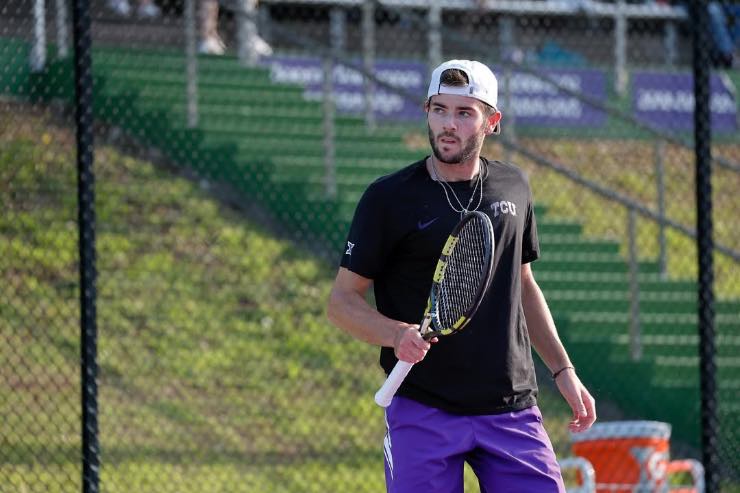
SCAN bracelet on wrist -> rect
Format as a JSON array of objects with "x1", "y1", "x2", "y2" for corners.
[{"x1": 552, "y1": 365, "x2": 575, "y2": 380}]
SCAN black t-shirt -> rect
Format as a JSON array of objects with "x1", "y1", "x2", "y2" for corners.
[{"x1": 340, "y1": 157, "x2": 540, "y2": 415}]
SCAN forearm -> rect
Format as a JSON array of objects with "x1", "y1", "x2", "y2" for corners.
[
  {"x1": 327, "y1": 286, "x2": 407, "y2": 348},
  {"x1": 521, "y1": 274, "x2": 572, "y2": 373},
  {"x1": 521, "y1": 264, "x2": 596, "y2": 431}
]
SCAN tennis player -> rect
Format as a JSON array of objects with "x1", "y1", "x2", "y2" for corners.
[{"x1": 326, "y1": 59, "x2": 596, "y2": 492}]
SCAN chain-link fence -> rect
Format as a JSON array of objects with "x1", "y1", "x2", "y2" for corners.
[{"x1": 2, "y1": 0, "x2": 739, "y2": 492}]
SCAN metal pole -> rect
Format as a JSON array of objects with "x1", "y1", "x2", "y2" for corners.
[
  {"x1": 184, "y1": 0, "x2": 199, "y2": 128},
  {"x1": 690, "y1": 1, "x2": 718, "y2": 491},
  {"x1": 31, "y1": 0, "x2": 47, "y2": 72},
  {"x1": 323, "y1": 7, "x2": 344, "y2": 199},
  {"x1": 627, "y1": 209, "x2": 642, "y2": 361},
  {"x1": 362, "y1": 0, "x2": 376, "y2": 131},
  {"x1": 71, "y1": 0, "x2": 99, "y2": 489},
  {"x1": 614, "y1": 0, "x2": 627, "y2": 96},
  {"x1": 330, "y1": 7, "x2": 346, "y2": 58},
  {"x1": 322, "y1": 57, "x2": 336, "y2": 199},
  {"x1": 427, "y1": 1, "x2": 442, "y2": 72},
  {"x1": 499, "y1": 15, "x2": 516, "y2": 160},
  {"x1": 236, "y1": 0, "x2": 258, "y2": 67},
  {"x1": 664, "y1": 20, "x2": 678, "y2": 68},
  {"x1": 654, "y1": 139, "x2": 667, "y2": 276},
  {"x1": 55, "y1": 0, "x2": 70, "y2": 58}
]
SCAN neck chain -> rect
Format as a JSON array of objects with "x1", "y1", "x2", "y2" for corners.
[{"x1": 430, "y1": 158, "x2": 486, "y2": 217}]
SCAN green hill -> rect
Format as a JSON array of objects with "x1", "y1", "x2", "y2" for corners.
[{"x1": 1, "y1": 104, "x2": 578, "y2": 492}]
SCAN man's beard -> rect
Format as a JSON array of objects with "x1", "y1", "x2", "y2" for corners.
[{"x1": 428, "y1": 125, "x2": 485, "y2": 165}]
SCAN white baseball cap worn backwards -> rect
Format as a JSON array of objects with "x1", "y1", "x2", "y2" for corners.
[{"x1": 427, "y1": 59, "x2": 501, "y2": 134}]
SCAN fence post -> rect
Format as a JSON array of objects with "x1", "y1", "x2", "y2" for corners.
[
  {"x1": 690, "y1": 2, "x2": 718, "y2": 491},
  {"x1": 71, "y1": 0, "x2": 100, "y2": 489}
]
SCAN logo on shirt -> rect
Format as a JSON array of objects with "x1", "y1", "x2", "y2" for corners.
[
  {"x1": 417, "y1": 217, "x2": 438, "y2": 230},
  {"x1": 490, "y1": 201, "x2": 517, "y2": 217},
  {"x1": 345, "y1": 241, "x2": 355, "y2": 255}
]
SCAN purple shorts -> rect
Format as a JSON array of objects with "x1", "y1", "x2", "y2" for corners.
[{"x1": 383, "y1": 397, "x2": 565, "y2": 493}]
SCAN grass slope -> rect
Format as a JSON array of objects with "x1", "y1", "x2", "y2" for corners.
[{"x1": 1, "y1": 103, "x2": 578, "y2": 493}]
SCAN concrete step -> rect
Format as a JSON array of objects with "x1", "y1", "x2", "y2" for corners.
[
  {"x1": 563, "y1": 332, "x2": 740, "y2": 358},
  {"x1": 93, "y1": 48, "x2": 273, "y2": 80},
  {"x1": 560, "y1": 311, "x2": 740, "y2": 335},
  {"x1": 199, "y1": 134, "x2": 421, "y2": 160},
  {"x1": 536, "y1": 271, "x2": 697, "y2": 292}
]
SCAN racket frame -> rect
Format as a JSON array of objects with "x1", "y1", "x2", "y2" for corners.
[{"x1": 375, "y1": 211, "x2": 494, "y2": 407}]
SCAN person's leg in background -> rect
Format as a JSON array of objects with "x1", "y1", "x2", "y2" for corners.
[
  {"x1": 199, "y1": 0, "x2": 225, "y2": 55},
  {"x1": 708, "y1": 2, "x2": 734, "y2": 68}
]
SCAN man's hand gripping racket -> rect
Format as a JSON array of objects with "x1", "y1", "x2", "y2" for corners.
[{"x1": 374, "y1": 211, "x2": 495, "y2": 407}]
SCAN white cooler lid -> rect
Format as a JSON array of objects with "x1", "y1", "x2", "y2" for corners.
[{"x1": 570, "y1": 421, "x2": 672, "y2": 443}]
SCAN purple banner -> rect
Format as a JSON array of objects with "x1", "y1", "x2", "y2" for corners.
[
  {"x1": 265, "y1": 57, "x2": 609, "y2": 127},
  {"x1": 632, "y1": 71, "x2": 738, "y2": 132},
  {"x1": 498, "y1": 68, "x2": 608, "y2": 127},
  {"x1": 266, "y1": 56, "x2": 426, "y2": 120}
]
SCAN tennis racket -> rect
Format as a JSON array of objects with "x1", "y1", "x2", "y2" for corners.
[{"x1": 374, "y1": 210, "x2": 495, "y2": 408}]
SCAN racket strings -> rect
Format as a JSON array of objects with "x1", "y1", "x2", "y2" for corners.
[{"x1": 436, "y1": 218, "x2": 491, "y2": 329}]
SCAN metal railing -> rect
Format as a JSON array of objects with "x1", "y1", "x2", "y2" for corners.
[{"x1": 502, "y1": 137, "x2": 738, "y2": 361}]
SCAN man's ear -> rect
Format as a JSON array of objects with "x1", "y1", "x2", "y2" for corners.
[{"x1": 486, "y1": 111, "x2": 502, "y2": 134}]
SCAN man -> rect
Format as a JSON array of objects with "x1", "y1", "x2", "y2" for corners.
[{"x1": 326, "y1": 59, "x2": 596, "y2": 492}]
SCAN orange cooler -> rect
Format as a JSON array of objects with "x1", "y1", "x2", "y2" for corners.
[{"x1": 571, "y1": 421, "x2": 672, "y2": 493}]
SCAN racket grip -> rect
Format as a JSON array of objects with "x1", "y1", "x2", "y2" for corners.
[{"x1": 374, "y1": 360, "x2": 414, "y2": 407}]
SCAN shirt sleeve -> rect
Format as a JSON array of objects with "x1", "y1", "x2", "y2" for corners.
[
  {"x1": 522, "y1": 184, "x2": 540, "y2": 264},
  {"x1": 339, "y1": 182, "x2": 389, "y2": 279}
]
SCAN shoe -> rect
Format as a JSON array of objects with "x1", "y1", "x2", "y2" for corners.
[
  {"x1": 253, "y1": 34, "x2": 273, "y2": 57},
  {"x1": 137, "y1": 2, "x2": 161, "y2": 18},
  {"x1": 108, "y1": 0, "x2": 131, "y2": 16},
  {"x1": 199, "y1": 36, "x2": 226, "y2": 55}
]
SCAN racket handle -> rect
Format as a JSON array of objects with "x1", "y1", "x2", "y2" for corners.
[{"x1": 374, "y1": 360, "x2": 414, "y2": 407}]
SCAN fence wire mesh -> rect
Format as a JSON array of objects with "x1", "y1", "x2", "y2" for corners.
[{"x1": 2, "y1": 1, "x2": 739, "y2": 492}]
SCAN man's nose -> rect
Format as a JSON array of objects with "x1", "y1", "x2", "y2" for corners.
[{"x1": 442, "y1": 114, "x2": 457, "y2": 131}]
